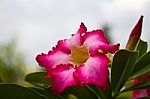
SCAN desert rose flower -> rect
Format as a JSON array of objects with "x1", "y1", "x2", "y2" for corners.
[
  {"x1": 36, "y1": 23, "x2": 119, "y2": 94},
  {"x1": 126, "y1": 16, "x2": 143, "y2": 51}
]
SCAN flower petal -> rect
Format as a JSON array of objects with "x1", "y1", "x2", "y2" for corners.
[
  {"x1": 66, "y1": 22, "x2": 87, "y2": 49},
  {"x1": 36, "y1": 46, "x2": 72, "y2": 70},
  {"x1": 74, "y1": 52, "x2": 109, "y2": 90},
  {"x1": 50, "y1": 64, "x2": 77, "y2": 94},
  {"x1": 54, "y1": 23, "x2": 87, "y2": 52},
  {"x1": 100, "y1": 43, "x2": 120, "y2": 54},
  {"x1": 83, "y1": 29, "x2": 119, "y2": 55}
]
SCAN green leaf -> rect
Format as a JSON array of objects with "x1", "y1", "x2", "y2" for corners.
[
  {"x1": 0, "y1": 84, "x2": 47, "y2": 99},
  {"x1": 25, "y1": 72, "x2": 51, "y2": 88},
  {"x1": 0, "y1": 77, "x2": 2, "y2": 82},
  {"x1": 87, "y1": 81, "x2": 111, "y2": 99},
  {"x1": 138, "y1": 96, "x2": 150, "y2": 99},
  {"x1": 130, "y1": 64, "x2": 150, "y2": 79},
  {"x1": 115, "y1": 91, "x2": 132, "y2": 99},
  {"x1": 135, "y1": 39, "x2": 147, "y2": 58},
  {"x1": 29, "y1": 87, "x2": 59, "y2": 99},
  {"x1": 122, "y1": 81, "x2": 150, "y2": 92},
  {"x1": 111, "y1": 50, "x2": 138, "y2": 93},
  {"x1": 103, "y1": 86, "x2": 111, "y2": 99},
  {"x1": 62, "y1": 86, "x2": 97, "y2": 99},
  {"x1": 130, "y1": 51, "x2": 150, "y2": 79},
  {"x1": 86, "y1": 84, "x2": 107, "y2": 99},
  {"x1": 62, "y1": 94, "x2": 78, "y2": 99}
]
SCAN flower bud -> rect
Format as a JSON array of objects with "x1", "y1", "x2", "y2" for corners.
[{"x1": 125, "y1": 16, "x2": 143, "y2": 51}]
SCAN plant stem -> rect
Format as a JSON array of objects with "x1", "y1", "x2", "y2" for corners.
[{"x1": 86, "y1": 85, "x2": 107, "y2": 99}]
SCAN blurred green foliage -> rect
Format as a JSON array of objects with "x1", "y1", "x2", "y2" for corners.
[{"x1": 0, "y1": 39, "x2": 26, "y2": 83}]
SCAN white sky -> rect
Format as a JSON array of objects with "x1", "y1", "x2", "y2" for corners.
[{"x1": 0, "y1": 0, "x2": 150, "y2": 67}]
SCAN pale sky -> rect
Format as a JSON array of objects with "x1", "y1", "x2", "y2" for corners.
[{"x1": 0, "y1": 0, "x2": 150, "y2": 67}]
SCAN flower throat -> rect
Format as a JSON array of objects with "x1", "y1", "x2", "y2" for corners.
[{"x1": 71, "y1": 46, "x2": 89, "y2": 65}]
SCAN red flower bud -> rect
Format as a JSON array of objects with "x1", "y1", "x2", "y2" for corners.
[{"x1": 125, "y1": 16, "x2": 143, "y2": 51}]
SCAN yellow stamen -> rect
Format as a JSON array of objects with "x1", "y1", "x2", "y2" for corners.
[{"x1": 71, "y1": 46, "x2": 89, "y2": 65}]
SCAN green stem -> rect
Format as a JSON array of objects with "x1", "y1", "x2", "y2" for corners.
[{"x1": 86, "y1": 85, "x2": 107, "y2": 99}]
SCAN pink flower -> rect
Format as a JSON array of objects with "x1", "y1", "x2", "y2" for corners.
[
  {"x1": 36, "y1": 23, "x2": 119, "y2": 94},
  {"x1": 133, "y1": 74, "x2": 150, "y2": 99}
]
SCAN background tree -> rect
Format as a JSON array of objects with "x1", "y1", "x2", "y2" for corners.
[{"x1": 0, "y1": 39, "x2": 26, "y2": 83}]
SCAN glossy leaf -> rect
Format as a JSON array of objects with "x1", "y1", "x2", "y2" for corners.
[
  {"x1": 0, "y1": 84, "x2": 47, "y2": 99},
  {"x1": 86, "y1": 84, "x2": 107, "y2": 99},
  {"x1": 130, "y1": 51, "x2": 150, "y2": 79},
  {"x1": 122, "y1": 81, "x2": 150, "y2": 92},
  {"x1": 130, "y1": 64, "x2": 150, "y2": 79},
  {"x1": 115, "y1": 91, "x2": 132, "y2": 99},
  {"x1": 0, "y1": 77, "x2": 2, "y2": 82},
  {"x1": 138, "y1": 96, "x2": 150, "y2": 99},
  {"x1": 29, "y1": 87, "x2": 59, "y2": 99},
  {"x1": 62, "y1": 86, "x2": 98, "y2": 99},
  {"x1": 25, "y1": 72, "x2": 51, "y2": 88},
  {"x1": 111, "y1": 50, "x2": 138, "y2": 93},
  {"x1": 104, "y1": 86, "x2": 111, "y2": 99},
  {"x1": 62, "y1": 94, "x2": 78, "y2": 99},
  {"x1": 135, "y1": 39, "x2": 147, "y2": 58}
]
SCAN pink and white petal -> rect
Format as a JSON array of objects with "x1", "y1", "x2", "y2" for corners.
[
  {"x1": 77, "y1": 22, "x2": 87, "y2": 34},
  {"x1": 66, "y1": 22, "x2": 87, "y2": 48},
  {"x1": 57, "y1": 39, "x2": 71, "y2": 54},
  {"x1": 74, "y1": 53, "x2": 109, "y2": 90},
  {"x1": 36, "y1": 53, "x2": 52, "y2": 70},
  {"x1": 100, "y1": 43, "x2": 120, "y2": 54},
  {"x1": 54, "y1": 23, "x2": 87, "y2": 51},
  {"x1": 83, "y1": 29, "x2": 119, "y2": 54},
  {"x1": 51, "y1": 64, "x2": 77, "y2": 94},
  {"x1": 36, "y1": 47, "x2": 72, "y2": 70}
]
